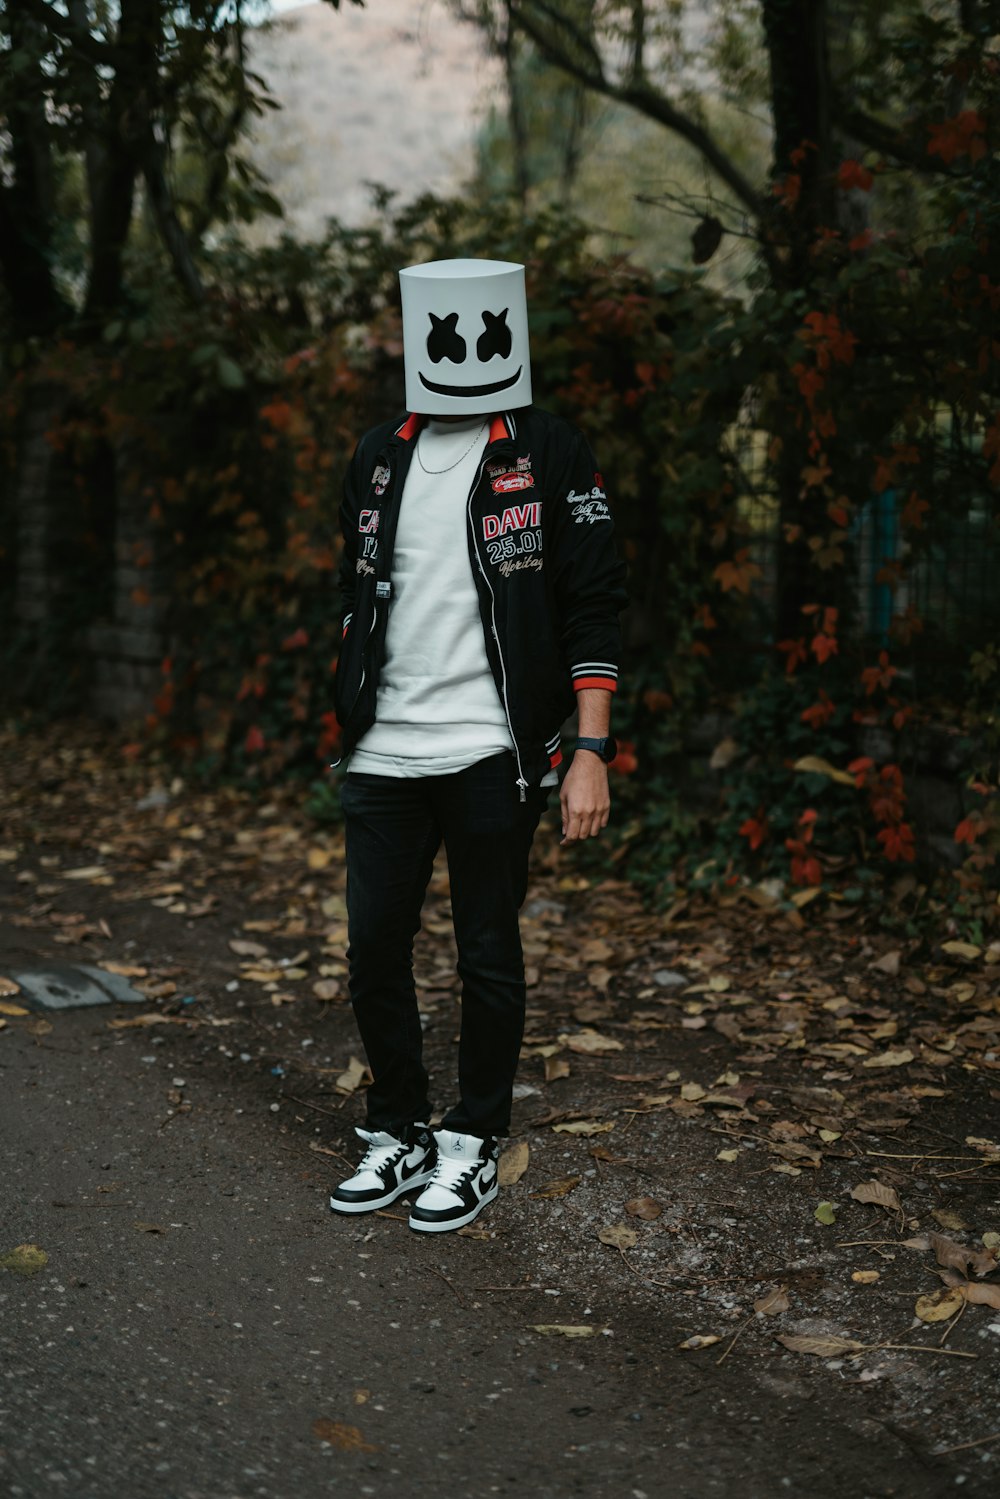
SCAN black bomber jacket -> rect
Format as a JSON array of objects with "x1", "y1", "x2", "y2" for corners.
[{"x1": 330, "y1": 405, "x2": 629, "y2": 797}]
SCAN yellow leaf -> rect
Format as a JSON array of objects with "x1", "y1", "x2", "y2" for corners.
[
  {"x1": 861, "y1": 1048, "x2": 914, "y2": 1069},
  {"x1": 106, "y1": 1014, "x2": 190, "y2": 1030},
  {"x1": 313, "y1": 980, "x2": 342, "y2": 1001},
  {"x1": 941, "y1": 940, "x2": 981, "y2": 960},
  {"x1": 778, "y1": 1333, "x2": 865, "y2": 1357},
  {"x1": 335, "y1": 1056, "x2": 371, "y2": 1094},
  {"x1": 792, "y1": 755, "x2": 857, "y2": 787},
  {"x1": 311, "y1": 1419, "x2": 378, "y2": 1452},
  {"x1": 598, "y1": 1224, "x2": 638, "y2": 1250},
  {"x1": 678, "y1": 1334, "x2": 721, "y2": 1350},
  {"x1": 307, "y1": 847, "x2": 334, "y2": 870},
  {"x1": 852, "y1": 1270, "x2": 880, "y2": 1284},
  {"x1": 498, "y1": 1141, "x2": 529, "y2": 1187},
  {"x1": 528, "y1": 1175, "x2": 580, "y2": 1200},
  {"x1": 0, "y1": 1001, "x2": 28, "y2": 1017},
  {"x1": 529, "y1": 1325, "x2": 598, "y2": 1338},
  {"x1": 915, "y1": 1287, "x2": 964, "y2": 1323},
  {"x1": 680, "y1": 1082, "x2": 706, "y2": 1101},
  {"x1": 0, "y1": 1243, "x2": 49, "y2": 1276},
  {"x1": 99, "y1": 961, "x2": 148, "y2": 978},
  {"x1": 563, "y1": 1029, "x2": 624, "y2": 1055}
]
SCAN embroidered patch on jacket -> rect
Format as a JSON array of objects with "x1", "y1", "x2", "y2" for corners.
[
  {"x1": 359, "y1": 509, "x2": 380, "y2": 534},
  {"x1": 565, "y1": 483, "x2": 610, "y2": 525},
  {"x1": 491, "y1": 472, "x2": 535, "y2": 494},
  {"x1": 483, "y1": 501, "x2": 541, "y2": 539},
  {"x1": 371, "y1": 463, "x2": 390, "y2": 496}
]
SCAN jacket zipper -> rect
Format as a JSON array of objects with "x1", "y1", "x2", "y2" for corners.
[{"x1": 467, "y1": 452, "x2": 529, "y2": 803}]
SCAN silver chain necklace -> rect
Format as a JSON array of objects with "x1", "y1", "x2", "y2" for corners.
[{"x1": 415, "y1": 421, "x2": 487, "y2": 475}]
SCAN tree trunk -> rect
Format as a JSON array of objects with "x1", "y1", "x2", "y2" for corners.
[{"x1": 760, "y1": 0, "x2": 839, "y2": 643}]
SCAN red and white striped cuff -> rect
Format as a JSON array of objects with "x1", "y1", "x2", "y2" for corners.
[{"x1": 571, "y1": 662, "x2": 618, "y2": 693}]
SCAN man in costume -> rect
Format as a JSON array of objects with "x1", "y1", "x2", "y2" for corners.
[{"x1": 328, "y1": 258, "x2": 627, "y2": 1232}]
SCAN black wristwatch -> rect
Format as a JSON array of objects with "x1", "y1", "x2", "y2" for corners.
[{"x1": 575, "y1": 735, "x2": 618, "y2": 765}]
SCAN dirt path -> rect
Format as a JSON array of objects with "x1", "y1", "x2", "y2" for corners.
[{"x1": 1, "y1": 721, "x2": 998, "y2": 1495}]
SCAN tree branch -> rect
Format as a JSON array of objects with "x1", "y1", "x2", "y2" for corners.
[
  {"x1": 833, "y1": 97, "x2": 965, "y2": 176},
  {"x1": 14, "y1": 0, "x2": 117, "y2": 66},
  {"x1": 141, "y1": 128, "x2": 205, "y2": 305},
  {"x1": 509, "y1": 1, "x2": 765, "y2": 221}
]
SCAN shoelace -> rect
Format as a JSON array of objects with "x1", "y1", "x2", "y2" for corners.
[
  {"x1": 357, "y1": 1136, "x2": 406, "y2": 1174},
  {"x1": 431, "y1": 1156, "x2": 483, "y2": 1193}
]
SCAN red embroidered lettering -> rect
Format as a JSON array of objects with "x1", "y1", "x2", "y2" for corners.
[{"x1": 483, "y1": 514, "x2": 500, "y2": 540}]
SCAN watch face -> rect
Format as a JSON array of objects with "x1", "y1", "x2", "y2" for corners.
[{"x1": 603, "y1": 735, "x2": 618, "y2": 764}]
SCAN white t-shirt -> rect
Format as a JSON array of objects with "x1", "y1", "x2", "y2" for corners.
[{"x1": 349, "y1": 415, "x2": 558, "y2": 786}]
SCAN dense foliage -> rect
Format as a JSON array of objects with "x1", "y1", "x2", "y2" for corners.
[{"x1": 2, "y1": 2, "x2": 999, "y2": 931}]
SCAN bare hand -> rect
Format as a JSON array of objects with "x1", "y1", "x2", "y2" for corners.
[{"x1": 560, "y1": 754, "x2": 611, "y2": 846}]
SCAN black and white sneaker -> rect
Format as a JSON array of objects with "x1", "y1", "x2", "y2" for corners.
[
  {"x1": 408, "y1": 1128, "x2": 499, "y2": 1234},
  {"x1": 329, "y1": 1125, "x2": 436, "y2": 1215}
]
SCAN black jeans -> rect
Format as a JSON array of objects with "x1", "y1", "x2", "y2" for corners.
[{"x1": 340, "y1": 751, "x2": 551, "y2": 1139}]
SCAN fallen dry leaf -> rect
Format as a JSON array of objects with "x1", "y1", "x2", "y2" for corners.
[
  {"x1": 852, "y1": 1270, "x2": 880, "y2": 1284},
  {"x1": 562, "y1": 1029, "x2": 624, "y2": 1055},
  {"x1": 930, "y1": 1207, "x2": 970, "y2": 1233},
  {"x1": 0, "y1": 1001, "x2": 28, "y2": 1017},
  {"x1": 678, "y1": 1334, "x2": 721, "y2": 1350},
  {"x1": 311, "y1": 1419, "x2": 378, "y2": 1452},
  {"x1": 861, "y1": 1048, "x2": 914, "y2": 1069},
  {"x1": 498, "y1": 1141, "x2": 529, "y2": 1187},
  {"x1": 552, "y1": 1120, "x2": 615, "y2": 1137},
  {"x1": 851, "y1": 1180, "x2": 902, "y2": 1214},
  {"x1": 915, "y1": 1287, "x2": 965, "y2": 1323},
  {"x1": 869, "y1": 950, "x2": 901, "y2": 976},
  {"x1": 942, "y1": 1278, "x2": 1000, "y2": 1309},
  {"x1": 0, "y1": 976, "x2": 21, "y2": 997},
  {"x1": 98, "y1": 961, "x2": 148, "y2": 978},
  {"x1": 624, "y1": 1196, "x2": 662, "y2": 1221},
  {"x1": 335, "y1": 1057, "x2": 371, "y2": 1095},
  {"x1": 106, "y1": 1014, "x2": 191, "y2": 1030},
  {"x1": 544, "y1": 1056, "x2": 571, "y2": 1083},
  {"x1": 930, "y1": 1233, "x2": 998, "y2": 1278},
  {"x1": 529, "y1": 1325, "x2": 597, "y2": 1338},
  {"x1": 581, "y1": 938, "x2": 615, "y2": 964},
  {"x1": 529, "y1": 1175, "x2": 580, "y2": 1200},
  {"x1": 778, "y1": 1333, "x2": 865, "y2": 1357},
  {"x1": 228, "y1": 939, "x2": 268, "y2": 959},
  {"x1": 941, "y1": 940, "x2": 981, "y2": 961},
  {"x1": 597, "y1": 1225, "x2": 638, "y2": 1250},
  {"x1": 754, "y1": 1287, "x2": 790, "y2": 1316},
  {"x1": 0, "y1": 1244, "x2": 48, "y2": 1276},
  {"x1": 312, "y1": 980, "x2": 342, "y2": 1001}
]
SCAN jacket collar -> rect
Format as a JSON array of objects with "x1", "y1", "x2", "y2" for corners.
[{"x1": 392, "y1": 411, "x2": 517, "y2": 447}]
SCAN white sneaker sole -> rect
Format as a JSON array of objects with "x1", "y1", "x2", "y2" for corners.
[
  {"x1": 408, "y1": 1179, "x2": 499, "y2": 1234},
  {"x1": 329, "y1": 1166, "x2": 436, "y2": 1216}
]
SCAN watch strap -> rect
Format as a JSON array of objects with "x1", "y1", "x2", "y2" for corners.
[{"x1": 576, "y1": 736, "x2": 612, "y2": 762}]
